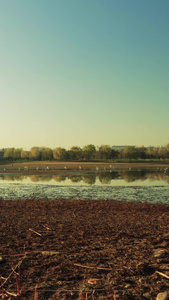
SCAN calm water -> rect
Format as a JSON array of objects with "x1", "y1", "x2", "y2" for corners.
[{"x1": 0, "y1": 168, "x2": 169, "y2": 203}]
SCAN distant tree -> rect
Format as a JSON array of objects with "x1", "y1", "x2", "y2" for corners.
[
  {"x1": 145, "y1": 147, "x2": 156, "y2": 159},
  {"x1": 4, "y1": 148, "x2": 15, "y2": 160},
  {"x1": 156, "y1": 147, "x2": 167, "y2": 159},
  {"x1": 69, "y1": 146, "x2": 83, "y2": 160},
  {"x1": 111, "y1": 149, "x2": 119, "y2": 160},
  {"x1": 41, "y1": 147, "x2": 53, "y2": 160},
  {"x1": 146, "y1": 146, "x2": 167, "y2": 160},
  {"x1": 21, "y1": 150, "x2": 30, "y2": 160},
  {"x1": 53, "y1": 147, "x2": 67, "y2": 160},
  {"x1": 123, "y1": 146, "x2": 140, "y2": 160},
  {"x1": 13, "y1": 148, "x2": 22, "y2": 160},
  {"x1": 83, "y1": 144, "x2": 96, "y2": 160},
  {"x1": 138, "y1": 147, "x2": 147, "y2": 159},
  {"x1": 166, "y1": 144, "x2": 169, "y2": 158},
  {"x1": 98, "y1": 145, "x2": 112, "y2": 160},
  {"x1": 30, "y1": 147, "x2": 41, "y2": 160},
  {"x1": 118, "y1": 148, "x2": 124, "y2": 159}
]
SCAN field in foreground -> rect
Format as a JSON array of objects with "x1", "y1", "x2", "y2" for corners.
[{"x1": 1, "y1": 199, "x2": 169, "y2": 299}]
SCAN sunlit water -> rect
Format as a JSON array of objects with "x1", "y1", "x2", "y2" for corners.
[{"x1": 0, "y1": 169, "x2": 169, "y2": 204}]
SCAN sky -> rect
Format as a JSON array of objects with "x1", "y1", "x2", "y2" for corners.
[{"x1": 1, "y1": 0, "x2": 169, "y2": 150}]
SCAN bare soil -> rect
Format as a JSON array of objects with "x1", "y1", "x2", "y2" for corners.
[{"x1": 1, "y1": 199, "x2": 169, "y2": 299}]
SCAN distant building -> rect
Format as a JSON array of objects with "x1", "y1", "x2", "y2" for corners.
[{"x1": 112, "y1": 146, "x2": 135, "y2": 151}]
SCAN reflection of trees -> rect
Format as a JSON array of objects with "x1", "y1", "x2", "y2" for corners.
[
  {"x1": 68, "y1": 175, "x2": 83, "y2": 183},
  {"x1": 99, "y1": 172, "x2": 112, "y2": 184},
  {"x1": 40, "y1": 175, "x2": 52, "y2": 182},
  {"x1": 166, "y1": 169, "x2": 169, "y2": 176},
  {"x1": 1, "y1": 170, "x2": 168, "y2": 185},
  {"x1": 146, "y1": 172, "x2": 165, "y2": 181},
  {"x1": 30, "y1": 175, "x2": 39, "y2": 182},
  {"x1": 98, "y1": 171, "x2": 119, "y2": 183},
  {"x1": 30, "y1": 175, "x2": 52, "y2": 182},
  {"x1": 83, "y1": 174, "x2": 96, "y2": 185},
  {"x1": 119, "y1": 170, "x2": 167, "y2": 183},
  {"x1": 53, "y1": 175, "x2": 66, "y2": 182},
  {"x1": 109, "y1": 172, "x2": 119, "y2": 180},
  {"x1": 120, "y1": 171, "x2": 147, "y2": 182},
  {"x1": 156, "y1": 173, "x2": 165, "y2": 180},
  {"x1": 4, "y1": 175, "x2": 24, "y2": 181}
]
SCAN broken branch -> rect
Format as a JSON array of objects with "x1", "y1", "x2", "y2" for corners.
[
  {"x1": 156, "y1": 270, "x2": 169, "y2": 279},
  {"x1": 29, "y1": 228, "x2": 42, "y2": 236},
  {"x1": 74, "y1": 263, "x2": 111, "y2": 270}
]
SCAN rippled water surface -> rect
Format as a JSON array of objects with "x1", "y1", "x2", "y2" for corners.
[{"x1": 0, "y1": 168, "x2": 169, "y2": 203}]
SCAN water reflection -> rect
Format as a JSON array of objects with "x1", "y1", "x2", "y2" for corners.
[
  {"x1": 53, "y1": 175, "x2": 66, "y2": 182},
  {"x1": 119, "y1": 170, "x2": 148, "y2": 183},
  {"x1": 0, "y1": 169, "x2": 169, "y2": 185}
]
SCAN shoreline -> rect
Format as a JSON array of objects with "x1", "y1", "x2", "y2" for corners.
[{"x1": 0, "y1": 161, "x2": 168, "y2": 176}]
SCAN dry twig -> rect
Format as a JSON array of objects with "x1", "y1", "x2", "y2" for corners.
[
  {"x1": 156, "y1": 270, "x2": 169, "y2": 279},
  {"x1": 29, "y1": 228, "x2": 42, "y2": 236},
  {"x1": 74, "y1": 263, "x2": 111, "y2": 270},
  {"x1": 34, "y1": 285, "x2": 38, "y2": 300},
  {"x1": 0, "y1": 255, "x2": 26, "y2": 288}
]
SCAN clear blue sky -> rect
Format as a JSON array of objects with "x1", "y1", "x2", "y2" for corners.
[{"x1": 1, "y1": 0, "x2": 169, "y2": 150}]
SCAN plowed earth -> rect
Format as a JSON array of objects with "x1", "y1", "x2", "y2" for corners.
[{"x1": 1, "y1": 199, "x2": 169, "y2": 300}]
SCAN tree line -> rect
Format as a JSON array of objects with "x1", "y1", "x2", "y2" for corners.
[{"x1": 1, "y1": 144, "x2": 169, "y2": 161}]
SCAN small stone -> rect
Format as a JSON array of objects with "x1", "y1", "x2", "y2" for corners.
[
  {"x1": 143, "y1": 292, "x2": 151, "y2": 298},
  {"x1": 124, "y1": 283, "x2": 132, "y2": 289},
  {"x1": 156, "y1": 291, "x2": 169, "y2": 300},
  {"x1": 0, "y1": 256, "x2": 4, "y2": 263}
]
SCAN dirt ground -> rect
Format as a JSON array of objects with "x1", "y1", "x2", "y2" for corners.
[{"x1": 1, "y1": 199, "x2": 169, "y2": 299}]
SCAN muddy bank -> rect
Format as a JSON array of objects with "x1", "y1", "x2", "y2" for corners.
[
  {"x1": 1, "y1": 199, "x2": 169, "y2": 299},
  {"x1": 0, "y1": 161, "x2": 169, "y2": 176}
]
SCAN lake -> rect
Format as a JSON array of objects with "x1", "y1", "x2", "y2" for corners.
[{"x1": 0, "y1": 168, "x2": 169, "y2": 203}]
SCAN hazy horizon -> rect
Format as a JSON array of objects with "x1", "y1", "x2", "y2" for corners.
[
  {"x1": 1, "y1": 1, "x2": 169, "y2": 149},
  {"x1": 1, "y1": 143, "x2": 168, "y2": 152}
]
